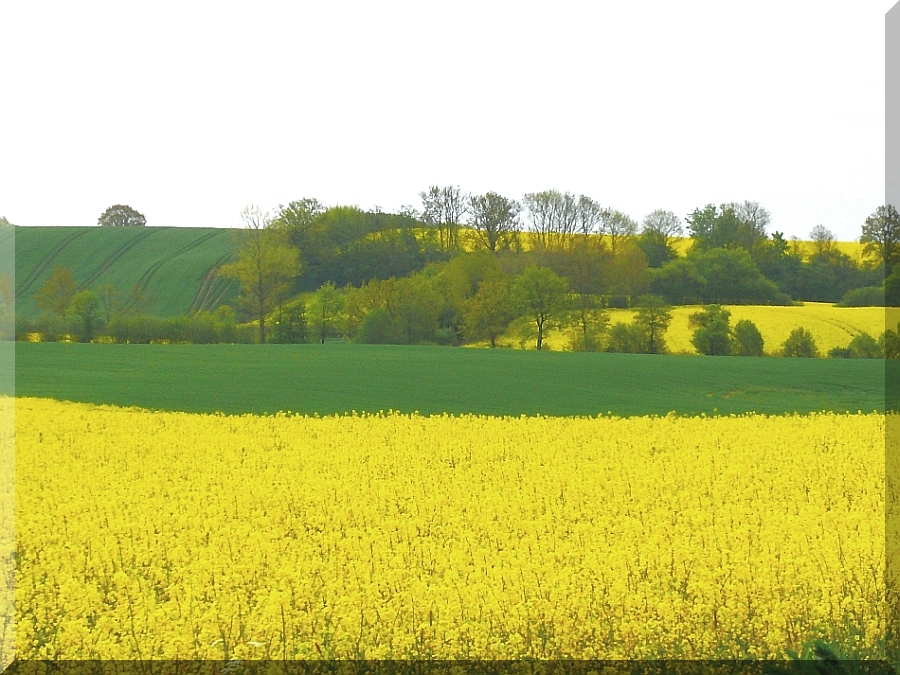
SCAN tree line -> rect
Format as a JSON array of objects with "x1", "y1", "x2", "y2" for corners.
[{"x1": 16, "y1": 193, "x2": 900, "y2": 357}]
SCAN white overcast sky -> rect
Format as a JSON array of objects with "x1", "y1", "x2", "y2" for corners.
[{"x1": 1, "y1": 1, "x2": 896, "y2": 241}]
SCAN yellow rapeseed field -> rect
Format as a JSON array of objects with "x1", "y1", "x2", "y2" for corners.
[
  {"x1": 487, "y1": 303, "x2": 885, "y2": 354},
  {"x1": 12, "y1": 398, "x2": 890, "y2": 661},
  {"x1": 667, "y1": 238, "x2": 865, "y2": 262}
]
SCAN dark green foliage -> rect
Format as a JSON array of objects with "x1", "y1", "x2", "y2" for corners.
[
  {"x1": 732, "y1": 319, "x2": 765, "y2": 356},
  {"x1": 635, "y1": 230, "x2": 677, "y2": 268},
  {"x1": 756, "y1": 231, "x2": 804, "y2": 295},
  {"x1": 650, "y1": 248, "x2": 790, "y2": 305},
  {"x1": 838, "y1": 286, "x2": 884, "y2": 307},
  {"x1": 564, "y1": 308, "x2": 609, "y2": 352},
  {"x1": 647, "y1": 257, "x2": 705, "y2": 305},
  {"x1": 847, "y1": 332, "x2": 882, "y2": 358},
  {"x1": 782, "y1": 327, "x2": 820, "y2": 358},
  {"x1": 270, "y1": 301, "x2": 307, "y2": 344},
  {"x1": 605, "y1": 322, "x2": 646, "y2": 353},
  {"x1": 510, "y1": 266, "x2": 570, "y2": 350},
  {"x1": 885, "y1": 268, "x2": 900, "y2": 306},
  {"x1": 886, "y1": 327, "x2": 900, "y2": 359},
  {"x1": 633, "y1": 294, "x2": 673, "y2": 354},
  {"x1": 795, "y1": 249, "x2": 872, "y2": 303},
  {"x1": 606, "y1": 295, "x2": 630, "y2": 309},
  {"x1": 461, "y1": 278, "x2": 515, "y2": 348},
  {"x1": 693, "y1": 248, "x2": 789, "y2": 304},
  {"x1": 356, "y1": 307, "x2": 395, "y2": 345},
  {"x1": 15, "y1": 342, "x2": 886, "y2": 417},
  {"x1": 98, "y1": 204, "x2": 146, "y2": 227},
  {"x1": 686, "y1": 202, "x2": 768, "y2": 257},
  {"x1": 689, "y1": 305, "x2": 732, "y2": 356},
  {"x1": 288, "y1": 206, "x2": 446, "y2": 291},
  {"x1": 348, "y1": 275, "x2": 444, "y2": 346},
  {"x1": 104, "y1": 307, "x2": 249, "y2": 344},
  {"x1": 70, "y1": 290, "x2": 102, "y2": 342},
  {"x1": 860, "y1": 204, "x2": 900, "y2": 273},
  {"x1": 828, "y1": 347, "x2": 852, "y2": 358}
]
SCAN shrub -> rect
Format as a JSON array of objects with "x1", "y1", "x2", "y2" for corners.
[
  {"x1": 605, "y1": 322, "x2": 646, "y2": 353},
  {"x1": 848, "y1": 332, "x2": 882, "y2": 358},
  {"x1": 688, "y1": 305, "x2": 732, "y2": 356},
  {"x1": 886, "y1": 270, "x2": 900, "y2": 306},
  {"x1": 731, "y1": 319, "x2": 765, "y2": 356},
  {"x1": 356, "y1": 307, "x2": 396, "y2": 345},
  {"x1": 782, "y1": 327, "x2": 819, "y2": 358},
  {"x1": 828, "y1": 347, "x2": 852, "y2": 358},
  {"x1": 885, "y1": 329, "x2": 900, "y2": 359},
  {"x1": 837, "y1": 286, "x2": 884, "y2": 307}
]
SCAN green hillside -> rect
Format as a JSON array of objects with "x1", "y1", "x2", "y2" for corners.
[{"x1": 14, "y1": 226, "x2": 239, "y2": 320}]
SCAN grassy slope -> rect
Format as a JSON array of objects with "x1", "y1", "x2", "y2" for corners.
[
  {"x1": 490, "y1": 302, "x2": 886, "y2": 354},
  {"x1": 14, "y1": 342, "x2": 886, "y2": 417},
  {"x1": 14, "y1": 226, "x2": 238, "y2": 320}
]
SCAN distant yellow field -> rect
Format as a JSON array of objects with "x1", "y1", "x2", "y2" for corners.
[
  {"x1": 485, "y1": 303, "x2": 886, "y2": 355},
  {"x1": 456, "y1": 229, "x2": 866, "y2": 263},
  {"x1": 669, "y1": 238, "x2": 864, "y2": 262}
]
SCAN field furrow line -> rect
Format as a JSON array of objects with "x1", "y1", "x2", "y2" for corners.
[
  {"x1": 78, "y1": 227, "x2": 169, "y2": 291},
  {"x1": 15, "y1": 228, "x2": 92, "y2": 298},
  {"x1": 190, "y1": 251, "x2": 234, "y2": 314},
  {"x1": 126, "y1": 230, "x2": 225, "y2": 313},
  {"x1": 205, "y1": 278, "x2": 237, "y2": 312}
]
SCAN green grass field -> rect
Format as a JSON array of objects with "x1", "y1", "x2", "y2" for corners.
[
  {"x1": 14, "y1": 226, "x2": 238, "y2": 320},
  {"x1": 14, "y1": 342, "x2": 888, "y2": 417}
]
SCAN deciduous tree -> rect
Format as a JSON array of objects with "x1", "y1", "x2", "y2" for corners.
[
  {"x1": 861, "y1": 204, "x2": 900, "y2": 275},
  {"x1": 523, "y1": 190, "x2": 578, "y2": 251},
  {"x1": 732, "y1": 319, "x2": 764, "y2": 356},
  {"x1": 420, "y1": 185, "x2": 467, "y2": 252},
  {"x1": 641, "y1": 209, "x2": 683, "y2": 248},
  {"x1": 272, "y1": 198, "x2": 324, "y2": 251},
  {"x1": 782, "y1": 327, "x2": 819, "y2": 358},
  {"x1": 34, "y1": 265, "x2": 78, "y2": 321},
  {"x1": 605, "y1": 322, "x2": 646, "y2": 353},
  {"x1": 461, "y1": 278, "x2": 515, "y2": 348},
  {"x1": 70, "y1": 290, "x2": 102, "y2": 342},
  {"x1": 633, "y1": 294, "x2": 672, "y2": 355},
  {"x1": 96, "y1": 283, "x2": 124, "y2": 323},
  {"x1": 689, "y1": 305, "x2": 732, "y2": 356},
  {"x1": 468, "y1": 192, "x2": 521, "y2": 252},
  {"x1": 270, "y1": 300, "x2": 307, "y2": 344},
  {"x1": 599, "y1": 209, "x2": 638, "y2": 255},
  {"x1": 809, "y1": 224, "x2": 835, "y2": 256},
  {"x1": 687, "y1": 202, "x2": 769, "y2": 260},
  {"x1": 309, "y1": 282, "x2": 344, "y2": 344},
  {"x1": 98, "y1": 204, "x2": 146, "y2": 227},
  {"x1": 218, "y1": 205, "x2": 301, "y2": 344},
  {"x1": 510, "y1": 266, "x2": 569, "y2": 350}
]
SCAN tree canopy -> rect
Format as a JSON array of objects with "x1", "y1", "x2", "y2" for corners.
[
  {"x1": 98, "y1": 204, "x2": 146, "y2": 227},
  {"x1": 218, "y1": 205, "x2": 301, "y2": 343},
  {"x1": 861, "y1": 204, "x2": 900, "y2": 275}
]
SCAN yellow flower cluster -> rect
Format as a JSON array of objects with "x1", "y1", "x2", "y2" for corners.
[{"x1": 12, "y1": 398, "x2": 888, "y2": 660}]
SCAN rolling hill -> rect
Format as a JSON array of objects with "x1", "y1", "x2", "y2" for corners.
[{"x1": 14, "y1": 226, "x2": 239, "y2": 320}]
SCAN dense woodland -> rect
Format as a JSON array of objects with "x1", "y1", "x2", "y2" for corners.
[{"x1": 15, "y1": 191, "x2": 900, "y2": 357}]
